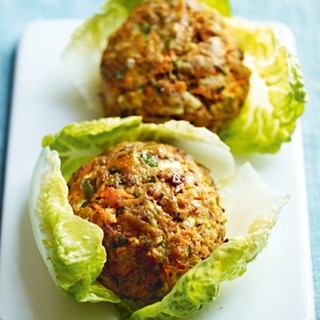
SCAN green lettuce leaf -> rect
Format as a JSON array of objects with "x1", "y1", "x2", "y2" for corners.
[
  {"x1": 62, "y1": 0, "x2": 306, "y2": 154},
  {"x1": 62, "y1": 0, "x2": 147, "y2": 115},
  {"x1": 201, "y1": 0, "x2": 231, "y2": 17},
  {"x1": 219, "y1": 18, "x2": 308, "y2": 153},
  {"x1": 42, "y1": 116, "x2": 235, "y2": 182},
  {"x1": 29, "y1": 146, "x2": 120, "y2": 303},
  {"x1": 30, "y1": 117, "x2": 289, "y2": 319}
]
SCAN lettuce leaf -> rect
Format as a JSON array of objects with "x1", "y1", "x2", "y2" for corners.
[
  {"x1": 30, "y1": 117, "x2": 289, "y2": 319},
  {"x1": 62, "y1": 0, "x2": 307, "y2": 154},
  {"x1": 29, "y1": 146, "x2": 120, "y2": 303},
  {"x1": 62, "y1": 0, "x2": 146, "y2": 115},
  {"x1": 219, "y1": 18, "x2": 308, "y2": 153},
  {"x1": 42, "y1": 116, "x2": 235, "y2": 182}
]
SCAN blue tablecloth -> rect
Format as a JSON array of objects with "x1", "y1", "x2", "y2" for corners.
[{"x1": 0, "y1": 0, "x2": 319, "y2": 318}]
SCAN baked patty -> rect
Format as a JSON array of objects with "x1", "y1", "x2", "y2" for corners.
[
  {"x1": 100, "y1": 0, "x2": 251, "y2": 132},
  {"x1": 68, "y1": 141, "x2": 226, "y2": 301}
]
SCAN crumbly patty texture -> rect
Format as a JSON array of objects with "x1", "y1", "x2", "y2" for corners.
[
  {"x1": 68, "y1": 141, "x2": 226, "y2": 301},
  {"x1": 100, "y1": 0, "x2": 251, "y2": 133}
]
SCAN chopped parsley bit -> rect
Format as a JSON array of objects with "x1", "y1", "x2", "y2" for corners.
[
  {"x1": 161, "y1": 242, "x2": 167, "y2": 249},
  {"x1": 153, "y1": 83, "x2": 164, "y2": 91},
  {"x1": 188, "y1": 244, "x2": 192, "y2": 254},
  {"x1": 132, "y1": 192, "x2": 141, "y2": 197},
  {"x1": 115, "y1": 70, "x2": 125, "y2": 80},
  {"x1": 226, "y1": 95, "x2": 235, "y2": 102},
  {"x1": 216, "y1": 85, "x2": 225, "y2": 93},
  {"x1": 83, "y1": 179, "x2": 94, "y2": 199},
  {"x1": 108, "y1": 166, "x2": 121, "y2": 174},
  {"x1": 143, "y1": 237, "x2": 150, "y2": 243},
  {"x1": 117, "y1": 207, "x2": 124, "y2": 215},
  {"x1": 133, "y1": 177, "x2": 139, "y2": 186},
  {"x1": 216, "y1": 66, "x2": 226, "y2": 75},
  {"x1": 148, "y1": 176, "x2": 156, "y2": 183},
  {"x1": 172, "y1": 59, "x2": 177, "y2": 67},
  {"x1": 114, "y1": 234, "x2": 127, "y2": 247},
  {"x1": 141, "y1": 22, "x2": 151, "y2": 36},
  {"x1": 80, "y1": 200, "x2": 90, "y2": 208},
  {"x1": 160, "y1": 193, "x2": 164, "y2": 199},
  {"x1": 165, "y1": 36, "x2": 173, "y2": 49},
  {"x1": 140, "y1": 84, "x2": 147, "y2": 93},
  {"x1": 141, "y1": 153, "x2": 158, "y2": 167},
  {"x1": 119, "y1": 178, "x2": 127, "y2": 185}
]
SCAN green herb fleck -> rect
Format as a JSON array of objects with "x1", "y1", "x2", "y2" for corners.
[
  {"x1": 132, "y1": 193, "x2": 141, "y2": 197},
  {"x1": 119, "y1": 178, "x2": 127, "y2": 185},
  {"x1": 117, "y1": 207, "x2": 124, "y2": 215},
  {"x1": 141, "y1": 153, "x2": 158, "y2": 167},
  {"x1": 165, "y1": 36, "x2": 173, "y2": 49},
  {"x1": 141, "y1": 22, "x2": 151, "y2": 36},
  {"x1": 115, "y1": 71, "x2": 125, "y2": 80},
  {"x1": 140, "y1": 84, "x2": 147, "y2": 93},
  {"x1": 153, "y1": 84, "x2": 163, "y2": 91},
  {"x1": 80, "y1": 200, "x2": 90, "y2": 208},
  {"x1": 216, "y1": 66, "x2": 226, "y2": 75},
  {"x1": 216, "y1": 85, "x2": 225, "y2": 93},
  {"x1": 226, "y1": 95, "x2": 235, "y2": 102},
  {"x1": 160, "y1": 193, "x2": 164, "y2": 199},
  {"x1": 149, "y1": 177, "x2": 156, "y2": 183},
  {"x1": 188, "y1": 244, "x2": 192, "y2": 254},
  {"x1": 109, "y1": 166, "x2": 120, "y2": 174},
  {"x1": 161, "y1": 242, "x2": 167, "y2": 249},
  {"x1": 133, "y1": 177, "x2": 139, "y2": 186},
  {"x1": 83, "y1": 179, "x2": 94, "y2": 199},
  {"x1": 114, "y1": 234, "x2": 127, "y2": 247}
]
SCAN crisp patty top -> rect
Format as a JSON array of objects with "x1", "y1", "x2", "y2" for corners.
[
  {"x1": 101, "y1": 0, "x2": 251, "y2": 132},
  {"x1": 68, "y1": 141, "x2": 226, "y2": 301}
]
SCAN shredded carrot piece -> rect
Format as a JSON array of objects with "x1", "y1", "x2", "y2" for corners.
[
  {"x1": 107, "y1": 250, "x2": 115, "y2": 262},
  {"x1": 146, "y1": 86, "x2": 152, "y2": 99},
  {"x1": 142, "y1": 272, "x2": 150, "y2": 293},
  {"x1": 125, "y1": 70, "x2": 134, "y2": 87},
  {"x1": 162, "y1": 266, "x2": 174, "y2": 287},
  {"x1": 116, "y1": 247, "x2": 127, "y2": 255},
  {"x1": 165, "y1": 265, "x2": 188, "y2": 272},
  {"x1": 181, "y1": 229, "x2": 195, "y2": 236},
  {"x1": 100, "y1": 187, "x2": 134, "y2": 206}
]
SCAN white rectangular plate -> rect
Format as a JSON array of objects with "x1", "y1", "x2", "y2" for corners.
[{"x1": 0, "y1": 20, "x2": 315, "y2": 320}]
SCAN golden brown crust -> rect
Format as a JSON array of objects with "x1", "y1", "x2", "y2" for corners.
[
  {"x1": 68, "y1": 141, "x2": 226, "y2": 301},
  {"x1": 100, "y1": 0, "x2": 251, "y2": 132}
]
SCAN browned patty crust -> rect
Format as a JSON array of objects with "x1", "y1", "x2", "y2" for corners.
[
  {"x1": 68, "y1": 141, "x2": 226, "y2": 301},
  {"x1": 100, "y1": 0, "x2": 251, "y2": 133}
]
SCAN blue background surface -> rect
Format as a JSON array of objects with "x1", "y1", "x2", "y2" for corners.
[{"x1": 0, "y1": 0, "x2": 319, "y2": 318}]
